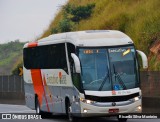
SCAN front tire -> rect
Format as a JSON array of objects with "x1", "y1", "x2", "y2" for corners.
[{"x1": 67, "y1": 101, "x2": 77, "y2": 122}]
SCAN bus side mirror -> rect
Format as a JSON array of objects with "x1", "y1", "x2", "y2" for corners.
[
  {"x1": 136, "y1": 50, "x2": 148, "y2": 69},
  {"x1": 71, "y1": 53, "x2": 81, "y2": 73}
]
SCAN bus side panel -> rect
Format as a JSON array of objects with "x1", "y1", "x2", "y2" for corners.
[
  {"x1": 61, "y1": 86, "x2": 75, "y2": 113},
  {"x1": 72, "y1": 87, "x2": 82, "y2": 116},
  {"x1": 61, "y1": 86, "x2": 82, "y2": 116},
  {"x1": 40, "y1": 86, "x2": 62, "y2": 113},
  {"x1": 24, "y1": 83, "x2": 35, "y2": 110},
  {"x1": 40, "y1": 85, "x2": 81, "y2": 115},
  {"x1": 24, "y1": 68, "x2": 82, "y2": 114},
  {"x1": 39, "y1": 69, "x2": 73, "y2": 114},
  {"x1": 38, "y1": 69, "x2": 82, "y2": 114},
  {"x1": 23, "y1": 67, "x2": 35, "y2": 110}
]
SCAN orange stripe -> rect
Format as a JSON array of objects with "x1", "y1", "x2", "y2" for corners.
[
  {"x1": 28, "y1": 42, "x2": 37, "y2": 47},
  {"x1": 31, "y1": 69, "x2": 50, "y2": 112},
  {"x1": 31, "y1": 69, "x2": 44, "y2": 106}
]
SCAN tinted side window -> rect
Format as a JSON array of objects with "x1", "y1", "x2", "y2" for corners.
[
  {"x1": 67, "y1": 43, "x2": 75, "y2": 62},
  {"x1": 23, "y1": 43, "x2": 68, "y2": 73},
  {"x1": 23, "y1": 47, "x2": 38, "y2": 69}
]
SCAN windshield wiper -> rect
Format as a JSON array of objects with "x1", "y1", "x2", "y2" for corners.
[
  {"x1": 113, "y1": 64, "x2": 127, "y2": 90},
  {"x1": 98, "y1": 69, "x2": 109, "y2": 91}
]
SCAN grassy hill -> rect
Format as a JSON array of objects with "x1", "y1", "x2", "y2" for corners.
[
  {"x1": 40, "y1": 0, "x2": 160, "y2": 71},
  {"x1": 0, "y1": 41, "x2": 25, "y2": 75}
]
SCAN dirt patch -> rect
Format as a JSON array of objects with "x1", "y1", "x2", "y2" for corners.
[{"x1": 150, "y1": 40, "x2": 160, "y2": 59}]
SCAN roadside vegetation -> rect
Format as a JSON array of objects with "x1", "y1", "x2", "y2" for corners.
[
  {"x1": 40, "y1": 0, "x2": 160, "y2": 70},
  {"x1": 0, "y1": 40, "x2": 25, "y2": 75}
]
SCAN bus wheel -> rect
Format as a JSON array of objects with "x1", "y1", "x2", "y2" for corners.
[
  {"x1": 118, "y1": 118, "x2": 128, "y2": 122},
  {"x1": 35, "y1": 98, "x2": 41, "y2": 115},
  {"x1": 67, "y1": 102, "x2": 76, "y2": 122}
]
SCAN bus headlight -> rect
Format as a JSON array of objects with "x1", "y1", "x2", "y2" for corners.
[
  {"x1": 86, "y1": 100, "x2": 92, "y2": 104},
  {"x1": 80, "y1": 98, "x2": 94, "y2": 104}
]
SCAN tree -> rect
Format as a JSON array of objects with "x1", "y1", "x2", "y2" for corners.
[
  {"x1": 51, "y1": 27, "x2": 59, "y2": 34},
  {"x1": 64, "y1": 3, "x2": 95, "y2": 22},
  {"x1": 59, "y1": 17, "x2": 73, "y2": 32}
]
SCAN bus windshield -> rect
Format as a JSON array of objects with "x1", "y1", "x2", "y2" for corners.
[{"x1": 78, "y1": 46, "x2": 139, "y2": 91}]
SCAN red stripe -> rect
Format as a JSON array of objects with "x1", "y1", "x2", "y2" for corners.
[{"x1": 41, "y1": 72, "x2": 50, "y2": 112}]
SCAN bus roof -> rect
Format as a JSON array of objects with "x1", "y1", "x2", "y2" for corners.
[{"x1": 24, "y1": 30, "x2": 133, "y2": 48}]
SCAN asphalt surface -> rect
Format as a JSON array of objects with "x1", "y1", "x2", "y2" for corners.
[
  {"x1": 0, "y1": 104, "x2": 159, "y2": 122},
  {"x1": 0, "y1": 104, "x2": 35, "y2": 113}
]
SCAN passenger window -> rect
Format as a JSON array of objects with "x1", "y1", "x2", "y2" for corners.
[{"x1": 23, "y1": 43, "x2": 68, "y2": 73}]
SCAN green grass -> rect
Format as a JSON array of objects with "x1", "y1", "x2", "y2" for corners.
[
  {"x1": 149, "y1": 55, "x2": 160, "y2": 71},
  {"x1": 40, "y1": 0, "x2": 160, "y2": 70},
  {"x1": 0, "y1": 41, "x2": 25, "y2": 75},
  {"x1": 0, "y1": 53, "x2": 18, "y2": 66}
]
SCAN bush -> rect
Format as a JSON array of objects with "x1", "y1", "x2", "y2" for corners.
[
  {"x1": 59, "y1": 18, "x2": 73, "y2": 32},
  {"x1": 51, "y1": 27, "x2": 59, "y2": 34},
  {"x1": 64, "y1": 3, "x2": 95, "y2": 22}
]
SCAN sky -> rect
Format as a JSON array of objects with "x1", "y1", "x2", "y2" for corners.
[{"x1": 0, "y1": 0, "x2": 68, "y2": 44}]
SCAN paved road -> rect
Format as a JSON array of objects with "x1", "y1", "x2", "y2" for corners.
[
  {"x1": 0, "y1": 104, "x2": 159, "y2": 122},
  {"x1": 0, "y1": 117, "x2": 159, "y2": 122},
  {"x1": 0, "y1": 104, "x2": 35, "y2": 113}
]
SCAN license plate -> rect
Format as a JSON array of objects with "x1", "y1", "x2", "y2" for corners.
[{"x1": 108, "y1": 108, "x2": 119, "y2": 113}]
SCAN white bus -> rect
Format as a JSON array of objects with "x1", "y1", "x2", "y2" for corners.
[{"x1": 23, "y1": 30, "x2": 148, "y2": 122}]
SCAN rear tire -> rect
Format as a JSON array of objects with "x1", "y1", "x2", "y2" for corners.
[
  {"x1": 35, "y1": 97, "x2": 53, "y2": 119},
  {"x1": 35, "y1": 98, "x2": 41, "y2": 115}
]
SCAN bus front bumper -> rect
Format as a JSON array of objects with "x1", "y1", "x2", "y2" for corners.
[{"x1": 79, "y1": 99, "x2": 142, "y2": 117}]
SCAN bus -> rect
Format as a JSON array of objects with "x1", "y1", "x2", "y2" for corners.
[{"x1": 23, "y1": 30, "x2": 148, "y2": 122}]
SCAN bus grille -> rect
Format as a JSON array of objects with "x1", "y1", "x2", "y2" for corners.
[{"x1": 85, "y1": 92, "x2": 139, "y2": 102}]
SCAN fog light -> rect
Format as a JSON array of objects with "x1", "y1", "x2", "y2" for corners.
[
  {"x1": 137, "y1": 106, "x2": 142, "y2": 110},
  {"x1": 83, "y1": 109, "x2": 88, "y2": 113}
]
